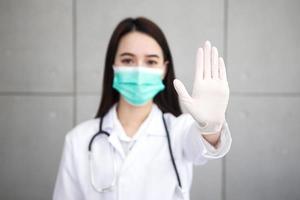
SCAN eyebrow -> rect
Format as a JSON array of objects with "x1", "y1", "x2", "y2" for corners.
[{"x1": 120, "y1": 52, "x2": 160, "y2": 58}]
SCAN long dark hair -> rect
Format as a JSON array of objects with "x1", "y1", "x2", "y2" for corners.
[{"x1": 94, "y1": 16, "x2": 182, "y2": 118}]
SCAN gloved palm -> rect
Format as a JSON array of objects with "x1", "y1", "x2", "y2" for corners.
[{"x1": 173, "y1": 40, "x2": 230, "y2": 134}]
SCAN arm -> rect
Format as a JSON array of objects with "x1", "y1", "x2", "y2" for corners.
[
  {"x1": 174, "y1": 40, "x2": 231, "y2": 161},
  {"x1": 182, "y1": 116, "x2": 232, "y2": 163}
]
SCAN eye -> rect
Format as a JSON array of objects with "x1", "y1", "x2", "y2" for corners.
[
  {"x1": 121, "y1": 58, "x2": 133, "y2": 64},
  {"x1": 147, "y1": 60, "x2": 158, "y2": 66}
]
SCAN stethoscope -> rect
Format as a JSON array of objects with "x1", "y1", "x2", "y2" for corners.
[{"x1": 88, "y1": 111, "x2": 182, "y2": 192}]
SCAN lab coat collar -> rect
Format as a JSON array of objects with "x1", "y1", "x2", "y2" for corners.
[
  {"x1": 100, "y1": 102, "x2": 166, "y2": 160},
  {"x1": 101, "y1": 102, "x2": 166, "y2": 138}
]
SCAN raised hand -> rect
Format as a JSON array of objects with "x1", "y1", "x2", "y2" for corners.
[{"x1": 173, "y1": 40, "x2": 230, "y2": 134}]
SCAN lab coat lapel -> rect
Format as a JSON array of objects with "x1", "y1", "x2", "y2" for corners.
[
  {"x1": 108, "y1": 132, "x2": 126, "y2": 159},
  {"x1": 120, "y1": 104, "x2": 166, "y2": 174},
  {"x1": 101, "y1": 103, "x2": 126, "y2": 159}
]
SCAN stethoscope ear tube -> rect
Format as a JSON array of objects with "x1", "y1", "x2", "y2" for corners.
[
  {"x1": 162, "y1": 112, "x2": 182, "y2": 188},
  {"x1": 88, "y1": 115, "x2": 110, "y2": 151},
  {"x1": 88, "y1": 115, "x2": 116, "y2": 192}
]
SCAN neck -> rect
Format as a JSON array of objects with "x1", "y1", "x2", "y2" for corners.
[{"x1": 116, "y1": 96, "x2": 153, "y2": 136}]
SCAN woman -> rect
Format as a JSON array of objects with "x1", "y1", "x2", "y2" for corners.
[{"x1": 53, "y1": 16, "x2": 232, "y2": 200}]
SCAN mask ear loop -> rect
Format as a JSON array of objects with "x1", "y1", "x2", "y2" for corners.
[{"x1": 161, "y1": 112, "x2": 182, "y2": 188}]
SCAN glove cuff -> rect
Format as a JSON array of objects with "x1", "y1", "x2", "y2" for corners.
[{"x1": 194, "y1": 120, "x2": 224, "y2": 134}]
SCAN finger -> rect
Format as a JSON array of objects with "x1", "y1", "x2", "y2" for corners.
[
  {"x1": 192, "y1": 47, "x2": 204, "y2": 96},
  {"x1": 195, "y1": 47, "x2": 204, "y2": 80},
  {"x1": 212, "y1": 46, "x2": 219, "y2": 79},
  {"x1": 204, "y1": 40, "x2": 212, "y2": 79},
  {"x1": 219, "y1": 57, "x2": 227, "y2": 81},
  {"x1": 173, "y1": 79, "x2": 192, "y2": 101}
]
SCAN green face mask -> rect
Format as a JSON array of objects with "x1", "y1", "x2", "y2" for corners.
[{"x1": 112, "y1": 66, "x2": 165, "y2": 106}]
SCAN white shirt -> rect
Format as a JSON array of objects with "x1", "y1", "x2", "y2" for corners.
[
  {"x1": 114, "y1": 110, "x2": 146, "y2": 156},
  {"x1": 53, "y1": 102, "x2": 232, "y2": 200}
]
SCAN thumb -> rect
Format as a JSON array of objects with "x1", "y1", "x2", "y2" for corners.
[{"x1": 173, "y1": 79, "x2": 192, "y2": 101}]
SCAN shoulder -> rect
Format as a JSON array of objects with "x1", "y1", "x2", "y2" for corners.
[{"x1": 65, "y1": 118, "x2": 100, "y2": 143}]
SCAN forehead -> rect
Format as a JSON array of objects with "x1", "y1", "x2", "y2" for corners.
[{"x1": 116, "y1": 31, "x2": 163, "y2": 57}]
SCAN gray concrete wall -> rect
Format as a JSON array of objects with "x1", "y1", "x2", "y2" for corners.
[{"x1": 0, "y1": 0, "x2": 299, "y2": 199}]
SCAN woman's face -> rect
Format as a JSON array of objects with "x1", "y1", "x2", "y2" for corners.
[{"x1": 114, "y1": 31, "x2": 168, "y2": 75}]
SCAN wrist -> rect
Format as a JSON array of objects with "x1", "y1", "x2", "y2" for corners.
[
  {"x1": 195, "y1": 120, "x2": 224, "y2": 133},
  {"x1": 201, "y1": 131, "x2": 221, "y2": 147}
]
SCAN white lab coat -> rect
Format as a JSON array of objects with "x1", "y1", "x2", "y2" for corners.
[{"x1": 53, "y1": 102, "x2": 232, "y2": 200}]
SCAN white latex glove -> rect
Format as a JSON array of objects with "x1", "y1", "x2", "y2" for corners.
[{"x1": 173, "y1": 40, "x2": 230, "y2": 134}]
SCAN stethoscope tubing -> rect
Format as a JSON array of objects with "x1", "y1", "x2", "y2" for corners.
[{"x1": 88, "y1": 111, "x2": 182, "y2": 191}]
